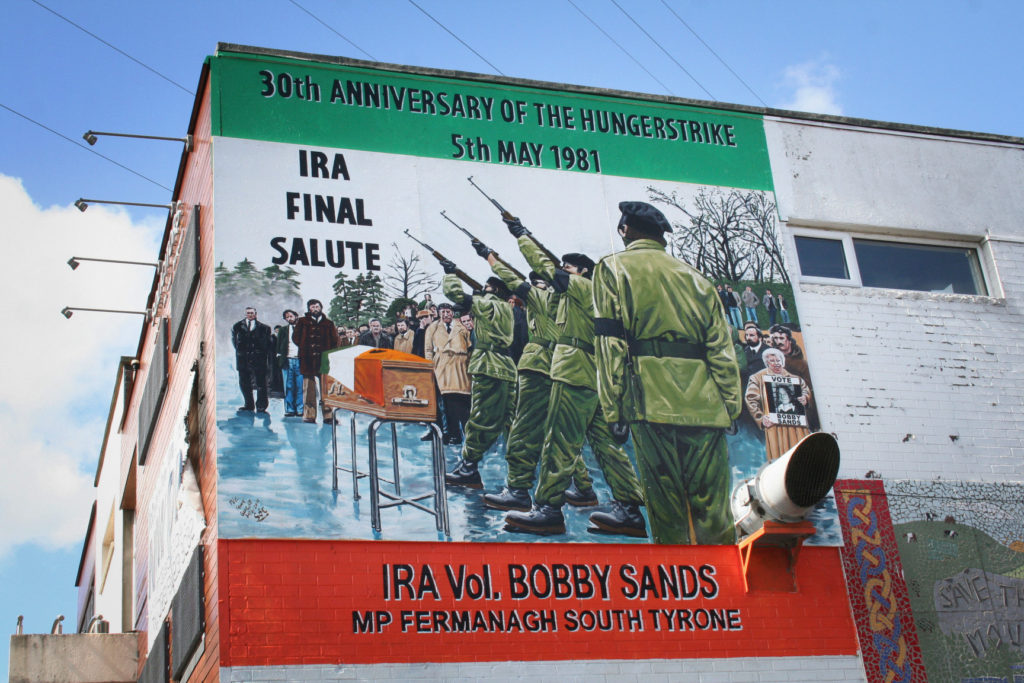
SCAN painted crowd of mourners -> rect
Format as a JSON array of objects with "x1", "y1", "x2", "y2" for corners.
[{"x1": 231, "y1": 202, "x2": 817, "y2": 545}]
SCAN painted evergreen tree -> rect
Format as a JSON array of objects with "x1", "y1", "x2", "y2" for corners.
[
  {"x1": 350, "y1": 272, "x2": 387, "y2": 325},
  {"x1": 328, "y1": 272, "x2": 386, "y2": 326},
  {"x1": 328, "y1": 271, "x2": 353, "y2": 325},
  {"x1": 386, "y1": 297, "x2": 418, "y2": 323},
  {"x1": 262, "y1": 264, "x2": 302, "y2": 296}
]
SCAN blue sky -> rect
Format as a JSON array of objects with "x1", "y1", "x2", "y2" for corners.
[{"x1": 1, "y1": 0, "x2": 1022, "y2": 671}]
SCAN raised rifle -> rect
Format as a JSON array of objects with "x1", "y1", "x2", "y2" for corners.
[
  {"x1": 439, "y1": 210, "x2": 527, "y2": 280},
  {"x1": 403, "y1": 229, "x2": 483, "y2": 291},
  {"x1": 467, "y1": 176, "x2": 560, "y2": 265}
]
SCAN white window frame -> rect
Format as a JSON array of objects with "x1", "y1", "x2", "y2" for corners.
[
  {"x1": 789, "y1": 226, "x2": 998, "y2": 297},
  {"x1": 790, "y1": 227, "x2": 862, "y2": 287}
]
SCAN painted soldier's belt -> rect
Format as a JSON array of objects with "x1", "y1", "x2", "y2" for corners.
[
  {"x1": 627, "y1": 338, "x2": 703, "y2": 360},
  {"x1": 556, "y1": 335, "x2": 595, "y2": 354},
  {"x1": 594, "y1": 317, "x2": 626, "y2": 338},
  {"x1": 474, "y1": 341, "x2": 512, "y2": 357}
]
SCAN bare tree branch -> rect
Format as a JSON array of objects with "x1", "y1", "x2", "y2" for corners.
[
  {"x1": 382, "y1": 244, "x2": 441, "y2": 300},
  {"x1": 647, "y1": 186, "x2": 788, "y2": 284}
]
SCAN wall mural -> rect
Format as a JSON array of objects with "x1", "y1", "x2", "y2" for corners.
[
  {"x1": 211, "y1": 51, "x2": 840, "y2": 547},
  {"x1": 890, "y1": 480, "x2": 1024, "y2": 683},
  {"x1": 837, "y1": 479, "x2": 1024, "y2": 683}
]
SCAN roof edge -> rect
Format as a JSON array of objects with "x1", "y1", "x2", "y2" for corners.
[{"x1": 215, "y1": 42, "x2": 1023, "y2": 147}]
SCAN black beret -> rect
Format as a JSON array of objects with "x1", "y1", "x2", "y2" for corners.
[
  {"x1": 618, "y1": 201, "x2": 672, "y2": 234},
  {"x1": 486, "y1": 276, "x2": 511, "y2": 296},
  {"x1": 436, "y1": 302, "x2": 454, "y2": 311},
  {"x1": 561, "y1": 252, "x2": 596, "y2": 273}
]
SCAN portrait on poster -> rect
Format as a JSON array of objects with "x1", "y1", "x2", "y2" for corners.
[{"x1": 764, "y1": 374, "x2": 808, "y2": 427}]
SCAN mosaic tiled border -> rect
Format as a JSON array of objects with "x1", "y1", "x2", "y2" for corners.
[{"x1": 835, "y1": 479, "x2": 928, "y2": 683}]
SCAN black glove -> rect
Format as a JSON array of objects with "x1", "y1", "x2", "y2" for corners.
[
  {"x1": 471, "y1": 239, "x2": 492, "y2": 258},
  {"x1": 503, "y1": 215, "x2": 530, "y2": 238},
  {"x1": 610, "y1": 419, "x2": 630, "y2": 445},
  {"x1": 439, "y1": 259, "x2": 458, "y2": 275},
  {"x1": 725, "y1": 419, "x2": 738, "y2": 436}
]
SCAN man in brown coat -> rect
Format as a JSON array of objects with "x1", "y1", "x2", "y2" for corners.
[
  {"x1": 292, "y1": 298, "x2": 341, "y2": 424},
  {"x1": 393, "y1": 319, "x2": 415, "y2": 354},
  {"x1": 425, "y1": 303, "x2": 472, "y2": 444}
]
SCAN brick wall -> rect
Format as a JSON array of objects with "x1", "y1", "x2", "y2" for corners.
[
  {"x1": 789, "y1": 239, "x2": 1024, "y2": 482},
  {"x1": 765, "y1": 118, "x2": 1024, "y2": 483},
  {"x1": 222, "y1": 656, "x2": 868, "y2": 682},
  {"x1": 218, "y1": 539, "x2": 857, "y2": 669}
]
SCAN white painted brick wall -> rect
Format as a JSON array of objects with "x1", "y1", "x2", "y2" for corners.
[
  {"x1": 765, "y1": 117, "x2": 1024, "y2": 484},
  {"x1": 788, "y1": 238, "x2": 1024, "y2": 482},
  {"x1": 223, "y1": 655, "x2": 867, "y2": 682}
]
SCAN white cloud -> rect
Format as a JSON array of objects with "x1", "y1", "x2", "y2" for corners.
[
  {"x1": 779, "y1": 58, "x2": 843, "y2": 116},
  {"x1": 0, "y1": 175, "x2": 162, "y2": 558}
]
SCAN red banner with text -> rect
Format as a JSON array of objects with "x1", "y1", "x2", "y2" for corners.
[{"x1": 219, "y1": 539, "x2": 857, "y2": 666}]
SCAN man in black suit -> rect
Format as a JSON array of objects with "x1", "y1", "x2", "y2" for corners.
[{"x1": 231, "y1": 306, "x2": 273, "y2": 413}]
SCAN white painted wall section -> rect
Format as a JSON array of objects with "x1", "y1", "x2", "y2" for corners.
[{"x1": 764, "y1": 119, "x2": 1024, "y2": 482}]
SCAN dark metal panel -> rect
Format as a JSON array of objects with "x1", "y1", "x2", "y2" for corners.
[
  {"x1": 139, "y1": 320, "x2": 168, "y2": 465},
  {"x1": 138, "y1": 620, "x2": 168, "y2": 683},
  {"x1": 171, "y1": 206, "x2": 201, "y2": 353},
  {"x1": 171, "y1": 545, "x2": 205, "y2": 679}
]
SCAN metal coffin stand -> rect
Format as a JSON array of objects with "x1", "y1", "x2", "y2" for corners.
[
  {"x1": 324, "y1": 349, "x2": 450, "y2": 537},
  {"x1": 368, "y1": 419, "x2": 448, "y2": 535},
  {"x1": 330, "y1": 414, "x2": 449, "y2": 536}
]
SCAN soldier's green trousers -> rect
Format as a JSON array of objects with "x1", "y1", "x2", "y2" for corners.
[
  {"x1": 630, "y1": 423, "x2": 734, "y2": 545},
  {"x1": 505, "y1": 371, "x2": 592, "y2": 491},
  {"x1": 534, "y1": 381, "x2": 643, "y2": 507},
  {"x1": 462, "y1": 374, "x2": 514, "y2": 464}
]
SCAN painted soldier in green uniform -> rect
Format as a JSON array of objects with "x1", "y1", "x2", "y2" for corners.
[
  {"x1": 500, "y1": 220, "x2": 646, "y2": 537},
  {"x1": 440, "y1": 259, "x2": 517, "y2": 488},
  {"x1": 593, "y1": 201, "x2": 742, "y2": 545},
  {"x1": 471, "y1": 241, "x2": 595, "y2": 512}
]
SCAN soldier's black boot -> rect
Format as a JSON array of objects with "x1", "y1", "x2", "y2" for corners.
[
  {"x1": 504, "y1": 504, "x2": 566, "y2": 535},
  {"x1": 565, "y1": 483, "x2": 599, "y2": 507},
  {"x1": 445, "y1": 459, "x2": 482, "y2": 489},
  {"x1": 483, "y1": 487, "x2": 532, "y2": 511},
  {"x1": 588, "y1": 501, "x2": 648, "y2": 538}
]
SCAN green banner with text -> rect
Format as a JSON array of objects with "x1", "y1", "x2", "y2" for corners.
[{"x1": 211, "y1": 51, "x2": 772, "y2": 190}]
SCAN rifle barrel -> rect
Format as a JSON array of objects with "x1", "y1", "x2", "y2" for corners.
[
  {"x1": 440, "y1": 212, "x2": 527, "y2": 280},
  {"x1": 467, "y1": 176, "x2": 510, "y2": 216},
  {"x1": 440, "y1": 210, "x2": 474, "y2": 239},
  {"x1": 494, "y1": 256, "x2": 527, "y2": 281},
  {"x1": 527, "y1": 235, "x2": 562, "y2": 269},
  {"x1": 463, "y1": 182, "x2": 563, "y2": 274},
  {"x1": 403, "y1": 228, "x2": 483, "y2": 291}
]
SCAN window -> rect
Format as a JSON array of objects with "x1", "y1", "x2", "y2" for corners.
[
  {"x1": 139, "y1": 319, "x2": 169, "y2": 465},
  {"x1": 794, "y1": 235, "x2": 850, "y2": 280},
  {"x1": 792, "y1": 228, "x2": 989, "y2": 295},
  {"x1": 171, "y1": 205, "x2": 200, "y2": 352}
]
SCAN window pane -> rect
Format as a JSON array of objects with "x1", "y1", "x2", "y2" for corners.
[
  {"x1": 794, "y1": 236, "x2": 849, "y2": 279},
  {"x1": 852, "y1": 239, "x2": 986, "y2": 295}
]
